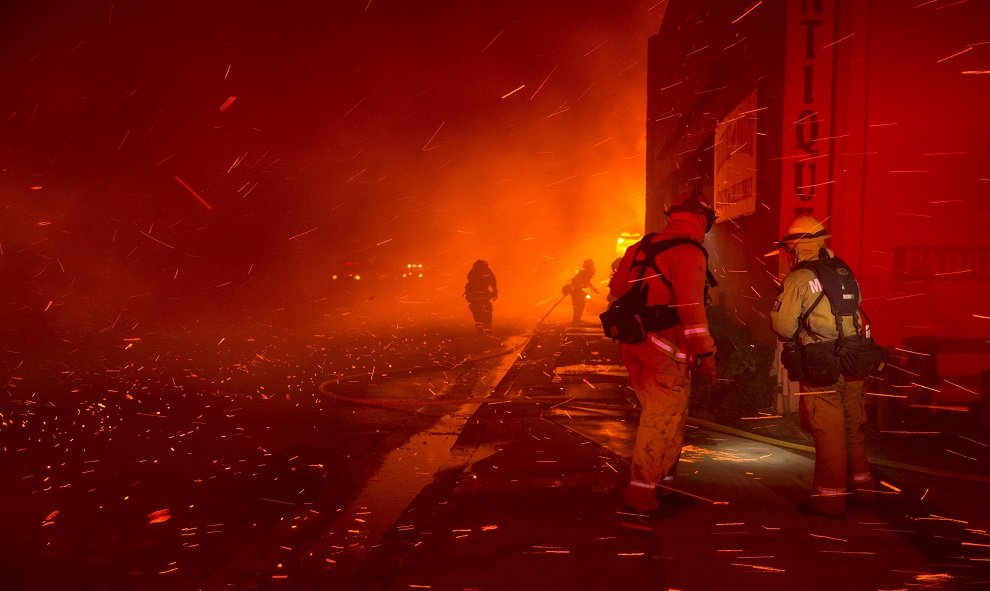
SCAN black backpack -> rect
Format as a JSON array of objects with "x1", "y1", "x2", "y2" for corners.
[{"x1": 600, "y1": 234, "x2": 717, "y2": 344}]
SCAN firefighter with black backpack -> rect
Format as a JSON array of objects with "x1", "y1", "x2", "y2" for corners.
[
  {"x1": 771, "y1": 215, "x2": 887, "y2": 518},
  {"x1": 606, "y1": 191, "x2": 718, "y2": 515}
]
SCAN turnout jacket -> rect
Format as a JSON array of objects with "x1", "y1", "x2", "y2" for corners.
[
  {"x1": 770, "y1": 250, "x2": 864, "y2": 345},
  {"x1": 608, "y1": 218, "x2": 715, "y2": 359}
]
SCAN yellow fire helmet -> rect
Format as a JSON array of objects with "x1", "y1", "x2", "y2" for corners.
[{"x1": 779, "y1": 215, "x2": 831, "y2": 245}]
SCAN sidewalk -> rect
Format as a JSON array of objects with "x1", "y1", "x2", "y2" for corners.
[{"x1": 334, "y1": 324, "x2": 990, "y2": 591}]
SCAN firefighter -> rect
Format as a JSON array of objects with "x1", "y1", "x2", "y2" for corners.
[
  {"x1": 770, "y1": 215, "x2": 876, "y2": 518},
  {"x1": 565, "y1": 259, "x2": 599, "y2": 324},
  {"x1": 464, "y1": 260, "x2": 498, "y2": 332},
  {"x1": 609, "y1": 191, "x2": 718, "y2": 514}
]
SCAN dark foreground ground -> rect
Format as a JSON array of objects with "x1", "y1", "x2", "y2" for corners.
[{"x1": 1, "y1": 300, "x2": 988, "y2": 590}]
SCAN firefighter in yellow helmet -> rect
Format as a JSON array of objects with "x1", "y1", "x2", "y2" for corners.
[
  {"x1": 608, "y1": 191, "x2": 718, "y2": 515},
  {"x1": 770, "y1": 215, "x2": 877, "y2": 518}
]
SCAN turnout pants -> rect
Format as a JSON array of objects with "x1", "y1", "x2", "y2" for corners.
[
  {"x1": 467, "y1": 298, "x2": 493, "y2": 329},
  {"x1": 799, "y1": 375, "x2": 874, "y2": 514},
  {"x1": 621, "y1": 338, "x2": 690, "y2": 498}
]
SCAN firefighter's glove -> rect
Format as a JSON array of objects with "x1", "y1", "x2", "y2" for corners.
[{"x1": 695, "y1": 353, "x2": 717, "y2": 388}]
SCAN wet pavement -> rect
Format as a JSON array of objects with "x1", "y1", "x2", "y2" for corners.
[
  {"x1": 318, "y1": 324, "x2": 990, "y2": 591},
  {"x1": 2, "y1": 316, "x2": 989, "y2": 590}
]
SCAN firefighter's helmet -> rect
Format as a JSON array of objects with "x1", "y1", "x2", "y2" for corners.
[
  {"x1": 666, "y1": 191, "x2": 716, "y2": 233},
  {"x1": 582, "y1": 258, "x2": 594, "y2": 269},
  {"x1": 779, "y1": 215, "x2": 831, "y2": 245}
]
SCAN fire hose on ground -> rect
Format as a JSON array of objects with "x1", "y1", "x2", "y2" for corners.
[{"x1": 316, "y1": 294, "x2": 990, "y2": 485}]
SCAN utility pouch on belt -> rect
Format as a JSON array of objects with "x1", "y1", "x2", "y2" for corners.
[
  {"x1": 781, "y1": 341, "x2": 840, "y2": 386},
  {"x1": 600, "y1": 301, "x2": 679, "y2": 344},
  {"x1": 780, "y1": 342, "x2": 806, "y2": 382},
  {"x1": 836, "y1": 337, "x2": 888, "y2": 377}
]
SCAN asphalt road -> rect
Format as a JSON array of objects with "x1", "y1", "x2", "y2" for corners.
[{"x1": 0, "y1": 305, "x2": 528, "y2": 591}]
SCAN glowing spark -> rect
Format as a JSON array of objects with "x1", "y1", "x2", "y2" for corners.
[
  {"x1": 936, "y1": 46, "x2": 972, "y2": 63},
  {"x1": 731, "y1": 563, "x2": 785, "y2": 573},
  {"x1": 821, "y1": 32, "x2": 855, "y2": 49},
  {"x1": 583, "y1": 41, "x2": 607, "y2": 57},
  {"x1": 655, "y1": 482, "x2": 727, "y2": 505},
  {"x1": 530, "y1": 66, "x2": 557, "y2": 100},
  {"x1": 943, "y1": 379, "x2": 979, "y2": 396},
  {"x1": 962, "y1": 70, "x2": 990, "y2": 75},
  {"x1": 343, "y1": 97, "x2": 365, "y2": 117},
  {"x1": 731, "y1": 1, "x2": 763, "y2": 25},
  {"x1": 959, "y1": 435, "x2": 989, "y2": 447},
  {"x1": 481, "y1": 30, "x2": 503, "y2": 53},
  {"x1": 42, "y1": 510, "x2": 59, "y2": 526},
  {"x1": 894, "y1": 347, "x2": 930, "y2": 356},
  {"x1": 219, "y1": 96, "x2": 237, "y2": 112},
  {"x1": 865, "y1": 392, "x2": 907, "y2": 399},
  {"x1": 139, "y1": 230, "x2": 175, "y2": 250},
  {"x1": 224, "y1": 64, "x2": 231, "y2": 80},
  {"x1": 973, "y1": 314, "x2": 990, "y2": 320},
  {"x1": 422, "y1": 121, "x2": 445, "y2": 150},
  {"x1": 288, "y1": 227, "x2": 317, "y2": 241},
  {"x1": 500, "y1": 85, "x2": 526, "y2": 99},
  {"x1": 884, "y1": 292, "x2": 926, "y2": 301},
  {"x1": 810, "y1": 533, "x2": 847, "y2": 542},
  {"x1": 946, "y1": 449, "x2": 978, "y2": 461},
  {"x1": 880, "y1": 481, "x2": 901, "y2": 493},
  {"x1": 227, "y1": 152, "x2": 247, "y2": 174},
  {"x1": 148, "y1": 509, "x2": 171, "y2": 524},
  {"x1": 174, "y1": 176, "x2": 214, "y2": 211}
]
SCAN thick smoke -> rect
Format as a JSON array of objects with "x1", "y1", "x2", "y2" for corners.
[{"x1": 0, "y1": 0, "x2": 664, "y2": 336}]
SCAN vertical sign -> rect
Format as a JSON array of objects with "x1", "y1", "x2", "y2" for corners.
[
  {"x1": 715, "y1": 90, "x2": 758, "y2": 222},
  {"x1": 780, "y1": 0, "x2": 836, "y2": 233}
]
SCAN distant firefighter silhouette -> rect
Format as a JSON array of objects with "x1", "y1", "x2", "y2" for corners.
[
  {"x1": 563, "y1": 259, "x2": 599, "y2": 324},
  {"x1": 464, "y1": 260, "x2": 498, "y2": 332}
]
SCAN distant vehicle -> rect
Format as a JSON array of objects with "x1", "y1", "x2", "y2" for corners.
[
  {"x1": 331, "y1": 261, "x2": 362, "y2": 281},
  {"x1": 400, "y1": 263, "x2": 427, "y2": 279}
]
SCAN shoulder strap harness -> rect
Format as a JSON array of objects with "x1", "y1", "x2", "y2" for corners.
[{"x1": 793, "y1": 249, "x2": 865, "y2": 344}]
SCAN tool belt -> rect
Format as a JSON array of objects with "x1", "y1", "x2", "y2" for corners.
[
  {"x1": 781, "y1": 341, "x2": 840, "y2": 386},
  {"x1": 782, "y1": 337, "x2": 887, "y2": 386}
]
